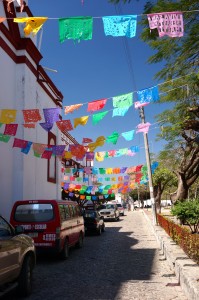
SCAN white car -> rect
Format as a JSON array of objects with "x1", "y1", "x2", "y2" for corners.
[
  {"x1": 116, "y1": 203, "x2": 125, "y2": 216},
  {"x1": 98, "y1": 203, "x2": 120, "y2": 221}
]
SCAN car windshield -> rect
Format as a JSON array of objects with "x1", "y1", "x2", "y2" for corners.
[
  {"x1": 14, "y1": 203, "x2": 54, "y2": 222},
  {"x1": 0, "y1": 216, "x2": 12, "y2": 237},
  {"x1": 98, "y1": 205, "x2": 106, "y2": 210},
  {"x1": 105, "y1": 204, "x2": 115, "y2": 209}
]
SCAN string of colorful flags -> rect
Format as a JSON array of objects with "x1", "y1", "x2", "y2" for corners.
[
  {"x1": 0, "y1": 82, "x2": 188, "y2": 133},
  {"x1": 0, "y1": 85, "x2": 159, "y2": 125},
  {"x1": 62, "y1": 162, "x2": 158, "y2": 176},
  {"x1": 0, "y1": 71, "x2": 192, "y2": 126},
  {"x1": 1, "y1": 108, "x2": 163, "y2": 160},
  {"x1": 63, "y1": 83, "x2": 188, "y2": 115},
  {"x1": 61, "y1": 162, "x2": 159, "y2": 196},
  {"x1": 1, "y1": 6, "x2": 199, "y2": 41},
  {"x1": 0, "y1": 85, "x2": 161, "y2": 125},
  {"x1": 0, "y1": 84, "x2": 187, "y2": 161},
  {"x1": 0, "y1": 123, "x2": 161, "y2": 163},
  {"x1": 63, "y1": 78, "x2": 189, "y2": 113},
  {"x1": 0, "y1": 128, "x2": 141, "y2": 160},
  {"x1": 64, "y1": 86, "x2": 160, "y2": 115},
  {"x1": 0, "y1": 109, "x2": 152, "y2": 142}
]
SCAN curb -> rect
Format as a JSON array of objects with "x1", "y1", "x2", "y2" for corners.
[{"x1": 142, "y1": 210, "x2": 199, "y2": 300}]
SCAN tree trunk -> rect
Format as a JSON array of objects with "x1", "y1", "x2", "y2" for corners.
[
  {"x1": 155, "y1": 193, "x2": 162, "y2": 214},
  {"x1": 154, "y1": 184, "x2": 162, "y2": 214},
  {"x1": 170, "y1": 174, "x2": 188, "y2": 203}
]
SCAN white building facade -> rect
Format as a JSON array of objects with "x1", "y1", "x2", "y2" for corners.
[{"x1": 0, "y1": 1, "x2": 73, "y2": 219}]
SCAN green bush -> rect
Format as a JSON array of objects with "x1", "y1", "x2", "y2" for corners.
[
  {"x1": 171, "y1": 199, "x2": 199, "y2": 234},
  {"x1": 157, "y1": 214, "x2": 199, "y2": 264}
]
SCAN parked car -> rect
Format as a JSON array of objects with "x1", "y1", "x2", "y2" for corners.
[
  {"x1": 83, "y1": 210, "x2": 105, "y2": 235},
  {"x1": 98, "y1": 203, "x2": 120, "y2": 221},
  {"x1": 10, "y1": 200, "x2": 84, "y2": 259},
  {"x1": 116, "y1": 203, "x2": 125, "y2": 216},
  {"x1": 0, "y1": 215, "x2": 36, "y2": 297}
]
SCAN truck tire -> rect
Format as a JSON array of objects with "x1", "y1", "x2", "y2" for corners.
[
  {"x1": 76, "y1": 232, "x2": 84, "y2": 248},
  {"x1": 61, "y1": 238, "x2": 69, "y2": 260}
]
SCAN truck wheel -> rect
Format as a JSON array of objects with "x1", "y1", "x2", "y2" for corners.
[
  {"x1": 17, "y1": 255, "x2": 33, "y2": 296},
  {"x1": 61, "y1": 239, "x2": 69, "y2": 260},
  {"x1": 76, "y1": 233, "x2": 83, "y2": 248}
]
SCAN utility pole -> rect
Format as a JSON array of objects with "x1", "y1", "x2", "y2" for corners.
[{"x1": 139, "y1": 107, "x2": 157, "y2": 225}]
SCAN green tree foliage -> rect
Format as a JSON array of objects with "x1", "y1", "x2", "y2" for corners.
[
  {"x1": 129, "y1": 185, "x2": 149, "y2": 203},
  {"x1": 187, "y1": 178, "x2": 199, "y2": 198},
  {"x1": 153, "y1": 165, "x2": 177, "y2": 212},
  {"x1": 140, "y1": 1, "x2": 199, "y2": 201},
  {"x1": 171, "y1": 199, "x2": 199, "y2": 233}
]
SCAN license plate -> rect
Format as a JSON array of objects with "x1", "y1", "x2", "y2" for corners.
[{"x1": 27, "y1": 232, "x2": 38, "y2": 238}]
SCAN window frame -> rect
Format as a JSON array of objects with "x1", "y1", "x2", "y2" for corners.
[{"x1": 47, "y1": 131, "x2": 56, "y2": 183}]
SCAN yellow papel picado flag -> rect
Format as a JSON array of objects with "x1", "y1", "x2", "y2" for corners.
[{"x1": 14, "y1": 17, "x2": 48, "y2": 36}]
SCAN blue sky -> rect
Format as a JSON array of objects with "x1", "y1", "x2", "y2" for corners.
[{"x1": 29, "y1": 0, "x2": 168, "y2": 169}]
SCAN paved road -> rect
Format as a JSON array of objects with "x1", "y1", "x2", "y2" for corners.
[{"x1": 6, "y1": 211, "x2": 187, "y2": 300}]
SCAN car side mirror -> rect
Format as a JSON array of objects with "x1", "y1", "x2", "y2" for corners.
[{"x1": 15, "y1": 225, "x2": 24, "y2": 235}]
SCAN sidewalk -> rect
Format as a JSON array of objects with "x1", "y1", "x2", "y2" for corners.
[{"x1": 142, "y1": 208, "x2": 199, "y2": 300}]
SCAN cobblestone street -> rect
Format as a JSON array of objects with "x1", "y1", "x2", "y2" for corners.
[{"x1": 6, "y1": 210, "x2": 187, "y2": 300}]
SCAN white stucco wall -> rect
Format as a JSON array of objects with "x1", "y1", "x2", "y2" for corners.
[{"x1": 0, "y1": 3, "x2": 62, "y2": 219}]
